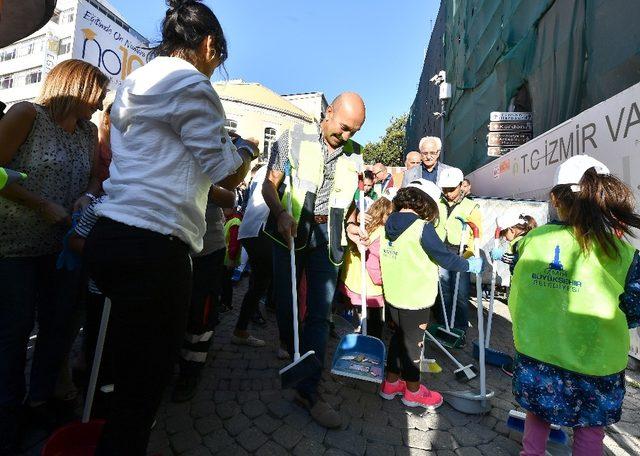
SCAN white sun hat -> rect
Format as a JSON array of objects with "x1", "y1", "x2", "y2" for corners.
[
  {"x1": 553, "y1": 154, "x2": 610, "y2": 192},
  {"x1": 496, "y1": 212, "x2": 526, "y2": 230},
  {"x1": 407, "y1": 178, "x2": 442, "y2": 204},
  {"x1": 437, "y1": 167, "x2": 464, "y2": 188}
]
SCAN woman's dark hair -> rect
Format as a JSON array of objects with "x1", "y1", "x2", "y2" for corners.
[
  {"x1": 363, "y1": 170, "x2": 375, "y2": 181},
  {"x1": 152, "y1": 0, "x2": 228, "y2": 66},
  {"x1": 551, "y1": 167, "x2": 640, "y2": 258},
  {"x1": 393, "y1": 187, "x2": 439, "y2": 222},
  {"x1": 500, "y1": 215, "x2": 537, "y2": 238}
]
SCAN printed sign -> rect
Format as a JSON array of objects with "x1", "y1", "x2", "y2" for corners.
[
  {"x1": 42, "y1": 33, "x2": 59, "y2": 76},
  {"x1": 488, "y1": 146, "x2": 515, "y2": 157},
  {"x1": 490, "y1": 111, "x2": 532, "y2": 122},
  {"x1": 488, "y1": 121, "x2": 533, "y2": 132},
  {"x1": 487, "y1": 132, "x2": 533, "y2": 147},
  {"x1": 73, "y1": 0, "x2": 150, "y2": 89}
]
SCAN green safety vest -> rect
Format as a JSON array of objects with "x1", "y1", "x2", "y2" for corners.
[
  {"x1": 380, "y1": 219, "x2": 438, "y2": 310},
  {"x1": 341, "y1": 226, "x2": 385, "y2": 298},
  {"x1": 509, "y1": 223, "x2": 635, "y2": 376},
  {"x1": 266, "y1": 122, "x2": 363, "y2": 265},
  {"x1": 223, "y1": 217, "x2": 242, "y2": 267},
  {"x1": 443, "y1": 197, "x2": 478, "y2": 247},
  {"x1": 434, "y1": 200, "x2": 448, "y2": 241}
]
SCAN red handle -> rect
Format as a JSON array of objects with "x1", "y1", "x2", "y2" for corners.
[
  {"x1": 466, "y1": 221, "x2": 480, "y2": 239},
  {"x1": 494, "y1": 227, "x2": 501, "y2": 239}
]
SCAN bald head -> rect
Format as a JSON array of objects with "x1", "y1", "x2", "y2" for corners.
[
  {"x1": 405, "y1": 151, "x2": 421, "y2": 169},
  {"x1": 322, "y1": 92, "x2": 366, "y2": 149}
]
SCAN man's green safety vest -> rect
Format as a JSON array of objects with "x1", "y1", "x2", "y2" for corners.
[
  {"x1": 443, "y1": 197, "x2": 478, "y2": 247},
  {"x1": 380, "y1": 219, "x2": 439, "y2": 310},
  {"x1": 509, "y1": 223, "x2": 635, "y2": 376},
  {"x1": 267, "y1": 122, "x2": 363, "y2": 265},
  {"x1": 223, "y1": 217, "x2": 242, "y2": 267}
]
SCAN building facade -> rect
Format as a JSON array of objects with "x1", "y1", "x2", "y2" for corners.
[
  {"x1": 0, "y1": 0, "x2": 147, "y2": 107},
  {"x1": 214, "y1": 81, "x2": 321, "y2": 164}
]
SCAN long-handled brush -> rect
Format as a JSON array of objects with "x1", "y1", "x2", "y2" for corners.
[
  {"x1": 507, "y1": 410, "x2": 569, "y2": 446},
  {"x1": 279, "y1": 170, "x2": 322, "y2": 389},
  {"x1": 423, "y1": 329, "x2": 477, "y2": 381}
]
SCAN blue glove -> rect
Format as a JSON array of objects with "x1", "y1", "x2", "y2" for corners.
[
  {"x1": 490, "y1": 247, "x2": 506, "y2": 261},
  {"x1": 467, "y1": 257, "x2": 483, "y2": 274}
]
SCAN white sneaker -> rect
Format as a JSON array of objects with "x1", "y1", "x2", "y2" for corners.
[{"x1": 231, "y1": 334, "x2": 265, "y2": 347}]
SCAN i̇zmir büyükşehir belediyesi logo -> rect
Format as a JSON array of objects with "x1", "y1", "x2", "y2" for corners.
[{"x1": 530, "y1": 245, "x2": 582, "y2": 293}]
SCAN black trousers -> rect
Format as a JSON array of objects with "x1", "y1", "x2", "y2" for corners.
[
  {"x1": 386, "y1": 305, "x2": 430, "y2": 383},
  {"x1": 179, "y1": 248, "x2": 225, "y2": 376},
  {"x1": 85, "y1": 218, "x2": 192, "y2": 456},
  {"x1": 235, "y1": 233, "x2": 273, "y2": 331},
  {"x1": 220, "y1": 268, "x2": 234, "y2": 307}
]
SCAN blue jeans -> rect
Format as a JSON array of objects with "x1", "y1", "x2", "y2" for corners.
[
  {"x1": 437, "y1": 266, "x2": 470, "y2": 333},
  {"x1": 0, "y1": 254, "x2": 81, "y2": 407},
  {"x1": 273, "y1": 222, "x2": 338, "y2": 397}
]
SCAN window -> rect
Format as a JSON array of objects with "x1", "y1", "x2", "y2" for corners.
[
  {"x1": 262, "y1": 127, "x2": 277, "y2": 161},
  {"x1": 0, "y1": 48, "x2": 15, "y2": 62},
  {"x1": 25, "y1": 71, "x2": 42, "y2": 85},
  {"x1": 1, "y1": 76, "x2": 13, "y2": 90},
  {"x1": 17, "y1": 42, "x2": 35, "y2": 57},
  {"x1": 50, "y1": 12, "x2": 60, "y2": 24},
  {"x1": 59, "y1": 38, "x2": 72, "y2": 55},
  {"x1": 224, "y1": 119, "x2": 238, "y2": 133}
]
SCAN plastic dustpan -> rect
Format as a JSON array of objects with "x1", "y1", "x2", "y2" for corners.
[
  {"x1": 331, "y1": 177, "x2": 385, "y2": 384},
  {"x1": 331, "y1": 333, "x2": 386, "y2": 383},
  {"x1": 443, "y1": 389, "x2": 494, "y2": 414},
  {"x1": 43, "y1": 299, "x2": 112, "y2": 455},
  {"x1": 42, "y1": 420, "x2": 105, "y2": 456}
]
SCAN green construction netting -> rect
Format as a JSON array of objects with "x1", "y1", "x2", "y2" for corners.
[{"x1": 407, "y1": 0, "x2": 640, "y2": 174}]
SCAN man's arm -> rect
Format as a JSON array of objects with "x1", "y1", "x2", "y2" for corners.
[
  {"x1": 262, "y1": 169, "x2": 296, "y2": 242},
  {"x1": 209, "y1": 185, "x2": 236, "y2": 208}
]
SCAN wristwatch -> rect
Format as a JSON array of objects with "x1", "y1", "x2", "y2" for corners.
[{"x1": 233, "y1": 137, "x2": 259, "y2": 161}]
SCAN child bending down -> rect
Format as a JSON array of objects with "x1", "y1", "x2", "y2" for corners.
[
  {"x1": 379, "y1": 179, "x2": 482, "y2": 410},
  {"x1": 509, "y1": 155, "x2": 640, "y2": 455}
]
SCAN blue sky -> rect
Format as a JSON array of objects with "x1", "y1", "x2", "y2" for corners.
[{"x1": 108, "y1": 0, "x2": 439, "y2": 144}]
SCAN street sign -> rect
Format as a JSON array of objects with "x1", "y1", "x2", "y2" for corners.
[
  {"x1": 487, "y1": 132, "x2": 533, "y2": 147},
  {"x1": 490, "y1": 112, "x2": 532, "y2": 122},
  {"x1": 488, "y1": 121, "x2": 532, "y2": 132}
]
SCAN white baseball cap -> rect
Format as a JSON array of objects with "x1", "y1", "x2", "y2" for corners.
[
  {"x1": 382, "y1": 187, "x2": 398, "y2": 200},
  {"x1": 407, "y1": 178, "x2": 442, "y2": 204},
  {"x1": 437, "y1": 167, "x2": 464, "y2": 188},
  {"x1": 553, "y1": 154, "x2": 610, "y2": 191},
  {"x1": 496, "y1": 212, "x2": 526, "y2": 230}
]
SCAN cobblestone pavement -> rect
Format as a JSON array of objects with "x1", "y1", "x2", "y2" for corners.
[{"x1": 23, "y1": 278, "x2": 640, "y2": 455}]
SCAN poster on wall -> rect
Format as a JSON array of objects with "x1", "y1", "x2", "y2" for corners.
[{"x1": 72, "y1": 0, "x2": 150, "y2": 89}]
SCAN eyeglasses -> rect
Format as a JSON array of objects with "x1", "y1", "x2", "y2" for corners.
[
  {"x1": 420, "y1": 151, "x2": 440, "y2": 157},
  {"x1": 373, "y1": 170, "x2": 385, "y2": 176}
]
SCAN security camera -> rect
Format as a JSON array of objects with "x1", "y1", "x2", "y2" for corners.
[{"x1": 430, "y1": 70, "x2": 447, "y2": 85}]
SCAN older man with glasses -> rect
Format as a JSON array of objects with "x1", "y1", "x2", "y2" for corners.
[
  {"x1": 401, "y1": 136, "x2": 452, "y2": 187},
  {"x1": 371, "y1": 162, "x2": 394, "y2": 196}
]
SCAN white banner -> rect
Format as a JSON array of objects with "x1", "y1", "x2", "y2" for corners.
[{"x1": 72, "y1": 0, "x2": 149, "y2": 89}]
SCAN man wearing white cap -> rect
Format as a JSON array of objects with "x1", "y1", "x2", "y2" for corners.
[
  {"x1": 432, "y1": 167, "x2": 483, "y2": 340},
  {"x1": 401, "y1": 136, "x2": 453, "y2": 186}
]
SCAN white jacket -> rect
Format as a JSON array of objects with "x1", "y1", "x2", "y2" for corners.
[{"x1": 96, "y1": 57, "x2": 242, "y2": 252}]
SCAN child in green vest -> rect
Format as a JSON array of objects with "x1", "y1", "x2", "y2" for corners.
[
  {"x1": 220, "y1": 208, "x2": 242, "y2": 312},
  {"x1": 490, "y1": 213, "x2": 537, "y2": 268},
  {"x1": 509, "y1": 155, "x2": 640, "y2": 455},
  {"x1": 379, "y1": 179, "x2": 482, "y2": 410}
]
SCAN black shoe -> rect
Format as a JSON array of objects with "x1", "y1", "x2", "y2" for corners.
[{"x1": 171, "y1": 375, "x2": 200, "y2": 403}]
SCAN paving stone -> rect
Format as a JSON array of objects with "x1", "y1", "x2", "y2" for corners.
[
  {"x1": 403, "y1": 429, "x2": 455, "y2": 451},
  {"x1": 486, "y1": 435, "x2": 522, "y2": 455},
  {"x1": 166, "y1": 401, "x2": 191, "y2": 417},
  {"x1": 395, "y1": 447, "x2": 430, "y2": 456},
  {"x1": 170, "y1": 429, "x2": 202, "y2": 454},
  {"x1": 256, "y1": 441, "x2": 290, "y2": 456},
  {"x1": 260, "y1": 390, "x2": 282, "y2": 403},
  {"x1": 272, "y1": 424, "x2": 304, "y2": 450},
  {"x1": 166, "y1": 414, "x2": 193, "y2": 434},
  {"x1": 237, "y1": 390, "x2": 260, "y2": 404},
  {"x1": 191, "y1": 400, "x2": 216, "y2": 418},
  {"x1": 242, "y1": 399, "x2": 267, "y2": 418},
  {"x1": 182, "y1": 446, "x2": 213, "y2": 456},
  {"x1": 224, "y1": 413, "x2": 251, "y2": 436},
  {"x1": 237, "y1": 427, "x2": 269, "y2": 452},
  {"x1": 301, "y1": 420, "x2": 327, "y2": 442},
  {"x1": 325, "y1": 430, "x2": 366, "y2": 456},
  {"x1": 346, "y1": 418, "x2": 364, "y2": 434},
  {"x1": 455, "y1": 448, "x2": 483, "y2": 456},
  {"x1": 363, "y1": 408, "x2": 388, "y2": 426},
  {"x1": 255, "y1": 414, "x2": 283, "y2": 434},
  {"x1": 216, "y1": 401, "x2": 240, "y2": 419},
  {"x1": 194, "y1": 416, "x2": 223, "y2": 435},
  {"x1": 213, "y1": 443, "x2": 249, "y2": 456},
  {"x1": 365, "y1": 442, "x2": 395, "y2": 456},
  {"x1": 342, "y1": 399, "x2": 364, "y2": 418},
  {"x1": 293, "y1": 437, "x2": 326, "y2": 456},
  {"x1": 363, "y1": 423, "x2": 403, "y2": 446},
  {"x1": 283, "y1": 408, "x2": 312, "y2": 427},
  {"x1": 213, "y1": 391, "x2": 236, "y2": 403},
  {"x1": 325, "y1": 449, "x2": 351, "y2": 456},
  {"x1": 267, "y1": 398, "x2": 296, "y2": 418}
]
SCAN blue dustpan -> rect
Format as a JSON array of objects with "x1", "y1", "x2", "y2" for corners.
[{"x1": 331, "y1": 333, "x2": 386, "y2": 383}]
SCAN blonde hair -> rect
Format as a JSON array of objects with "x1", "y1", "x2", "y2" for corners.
[
  {"x1": 37, "y1": 59, "x2": 109, "y2": 122},
  {"x1": 365, "y1": 197, "x2": 394, "y2": 233}
]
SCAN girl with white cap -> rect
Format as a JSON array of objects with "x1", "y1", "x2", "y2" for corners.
[
  {"x1": 508, "y1": 154, "x2": 640, "y2": 455},
  {"x1": 379, "y1": 179, "x2": 482, "y2": 410},
  {"x1": 490, "y1": 212, "x2": 537, "y2": 268}
]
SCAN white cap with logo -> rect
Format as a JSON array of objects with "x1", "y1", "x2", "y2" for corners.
[
  {"x1": 407, "y1": 178, "x2": 442, "y2": 204},
  {"x1": 553, "y1": 154, "x2": 610, "y2": 192},
  {"x1": 437, "y1": 167, "x2": 464, "y2": 189},
  {"x1": 496, "y1": 212, "x2": 526, "y2": 230}
]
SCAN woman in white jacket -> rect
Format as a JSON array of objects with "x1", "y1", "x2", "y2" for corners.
[{"x1": 84, "y1": 1, "x2": 256, "y2": 454}]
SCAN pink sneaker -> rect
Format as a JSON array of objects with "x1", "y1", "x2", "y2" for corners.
[
  {"x1": 379, "y1": 379, "x2": 406, "y2": 400},
  {"x1": 401, "y1": 384, "x2": 443, "y2": 410}
]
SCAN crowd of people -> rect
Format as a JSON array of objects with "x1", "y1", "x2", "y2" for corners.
[{"x1": 1, "y1": 1, "x2": 640, "y2": 455}]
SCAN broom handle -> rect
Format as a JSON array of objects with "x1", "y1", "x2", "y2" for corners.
[
  {"x1": 423, "y1": 329, "x2": 466, "y2": 370},
  {"x1": 83, "y1": 297, "x2": 111, "y2": 423},
  {"x1": 287, "y1": 173, "x2": 301, "y2": 362},
  {"x1": 438, "y1": 275, "x2": 451, "y2": 332},
  {"x1": 467, "y1": 222, "x2": 486, "y2": 400},
  {"x1": 485, "y1": 233, "x2": 500, "y2": 348},
  {"x1": 450, "y1": 223, "x2": 467, "y2": 328},
  {"x1": 359, "y1": 186, "x2": 368, "y2": 336}
]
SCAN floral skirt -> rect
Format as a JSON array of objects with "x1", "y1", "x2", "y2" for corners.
[{"x1": 512, "y1": 353, "x2": 626, "y2": 427}]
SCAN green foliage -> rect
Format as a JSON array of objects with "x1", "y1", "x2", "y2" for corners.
[{"x1": 362, "y1": 114, "x2": 408, "y2": 166}]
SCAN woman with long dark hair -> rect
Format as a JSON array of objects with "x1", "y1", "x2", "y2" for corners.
[{"x1": 84, "y1": 1, "x2": 256, "y2": 453}]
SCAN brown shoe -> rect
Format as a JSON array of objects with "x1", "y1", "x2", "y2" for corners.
[{"x1": 294, "y1": 392, "x2": 341, "y2": 429}]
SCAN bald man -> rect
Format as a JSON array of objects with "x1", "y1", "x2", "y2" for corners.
[
  {"x1": 405, "y1": 151, "x2": 421, "y2": 169},
  {"x1": 263, "y1": 92, "x2": 366, "y2": 429}
]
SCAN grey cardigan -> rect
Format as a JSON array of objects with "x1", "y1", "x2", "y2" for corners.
[{"x1": 401, "y1": 161, "x2": 453, "y2": 187}]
